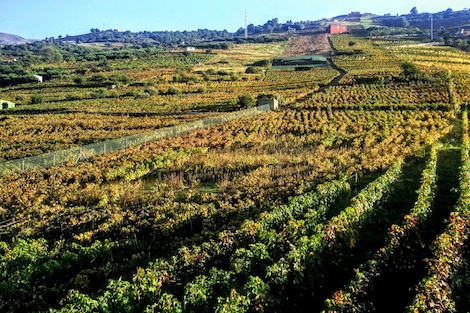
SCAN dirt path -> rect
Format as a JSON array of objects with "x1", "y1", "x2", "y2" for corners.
[
  {"x1": 288, "y1": 36, "x2": 347, "y2": 105},
  {"x1": 322, "y1": 36, "x2": 347, "y2": 91}
]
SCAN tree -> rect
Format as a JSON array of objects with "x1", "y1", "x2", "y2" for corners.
[
  {"x1": 401, "y1": 61, "x2": 421, "y2": 80},
  {"x1": 410, "y1": 7, "x2": 418, "y2": 15},
  {"x1": 238, "y1": 94, "x2": 255, "y2": 109},
  {"x1": 456, "y1": 39, "x2": 468, "y2": 49}
]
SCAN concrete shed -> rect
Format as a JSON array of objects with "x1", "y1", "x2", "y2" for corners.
[
  {"x1": 257, "y1": 95, "x2": 279, "y2": 110},
  {"x1": 1, "y1": 100, "x2": 15, "y2": 110}
]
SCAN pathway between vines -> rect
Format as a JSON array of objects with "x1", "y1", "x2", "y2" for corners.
[
  {"x1": 278, "y1": 156, "x2": 427, "y2": 312},
  {"x1": 372, "y1": 148, "x2": 461, "y2": 312}
]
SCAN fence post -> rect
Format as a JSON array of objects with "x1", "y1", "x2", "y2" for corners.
[
  {"x1": 104, "y1": 142, "x2": 106, "y2": 154},
  {"x1": 22, "y1": 160, "x2": 25, "y2": 171},
  {"x1": 53, "y1": 153, "x2": 56, "y2": 166},
  {"x1": 355, "y1": 173, "x2": 358, "y2": 191},
  {"x1": 76, "y1": 148, "x2": 87, "y2": 162}
]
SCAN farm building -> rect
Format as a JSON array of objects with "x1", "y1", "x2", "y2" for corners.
[
  {"x1": 1, "y1": 100, "x2": 15, "y2": 110},
  {"x1": 271, "y1": 55, "x2": 329, "y2": 69},
  {"x1": 186, "y1": 47, "x2": 196, "y2": 52},
  {"x1": 329, "y1": 24, "x2": 348, "y2": 34},
  {"x1": 456, "y1": 29, "x2": 470, "y2": 37},
  {"x1": 257, "y1": 95, "x2": 279, "y2": 110}
]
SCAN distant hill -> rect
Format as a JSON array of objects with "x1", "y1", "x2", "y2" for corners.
[
  {"x1": 0, "y1": 32, "x2": 31, "y2": 45},
  {"x1": 54, "y1": 19, "x2": 321, "y2": 47}
]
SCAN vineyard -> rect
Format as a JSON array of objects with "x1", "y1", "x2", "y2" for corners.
[{"x1": 1, "y1": 33, "x2": 470, "y2": 312}]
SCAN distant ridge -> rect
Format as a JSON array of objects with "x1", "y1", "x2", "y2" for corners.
[{"x1": 0, "y1": 32, "x2": 31, "y2": 45}]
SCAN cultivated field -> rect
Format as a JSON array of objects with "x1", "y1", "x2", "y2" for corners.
[{"x1": 1, "y1": 33, "x2": 470, "y2": 313}]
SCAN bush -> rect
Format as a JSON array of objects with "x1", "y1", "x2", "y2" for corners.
[
  {"x1": 65, "y1": 94, "x2": 83, "y2": 101},
  {"x1": 108, "y1": 91, "x2": 119, "y2": 98},
  {"x1": 238, "y1": 94, "x2": 255, "y2": 109},
  {"x1": 87, "y1": 74, "x2": 108, "y2": 85},
  {"x1": 245, "y1": 66, "x2": 262, "y2": 74},
  {"x1": 130, "y1": 81, "x2": 146, "y2": 87},
  {"x1": 134, "y1": 91, "x2": 150, "y2": 99},
  {"x1": 252, "y1": 59, "x2": 270, "y2": 67},
  {"x1": 109, "y1": 74, "x2": 130, "y2": 84},
  {"x1": 168, "y1": 86, "x2": 182, "y2": 95},
  {"x1": 400, "y1": 61, "x2": 421, "y2": 80},
  {"x1": 15, "y1": 95, "x2": 25, "y2": 103},
  {"x1": 73, "y1": 77, "x2": 84, "y2": 84},
  {"x1": 122, "y1": 90, "x2": 137, "y2": 97},
  {"x1": 90, "y1": 89, "x2": 109, "y2": 99},
  {"x1": 30, "y1": 94, "x2": 45, "y2": 104},
  {"x1": 145, "y1": 87, "x2": 159, "y2": 96}
]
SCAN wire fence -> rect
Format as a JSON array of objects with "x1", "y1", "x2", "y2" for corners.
[{"x1": 0, "y1": 104, "x2": 270, "y2": 177}]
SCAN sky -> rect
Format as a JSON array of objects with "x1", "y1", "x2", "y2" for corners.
[{"x1": 1, "y1": 0, "x2": 469, "y2": 39}]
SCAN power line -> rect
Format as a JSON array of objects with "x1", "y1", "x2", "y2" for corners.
[{"x1": 245, "y1": 10, "x2": 248, "y2": 39}]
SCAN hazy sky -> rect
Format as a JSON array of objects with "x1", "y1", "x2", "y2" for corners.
[{"x1": 1, "y1": 0, "x2": 469, "y2": 39}]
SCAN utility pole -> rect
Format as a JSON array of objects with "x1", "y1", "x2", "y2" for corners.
[
  {"x1": 245, "y1": 10, "x2": 248, "y2": 39},
  {"x1": 431, "y1": 14, "x2": 434, "y2": 41}
]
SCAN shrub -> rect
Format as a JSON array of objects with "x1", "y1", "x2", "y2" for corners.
[
  {"x1": 245, "y1": 66, "x2": 262, "y2": 74},
  {"x1": 252, "y1": 59, "x2": 270, "y2": 67},
  {"x1": 134, "y1": 91, "x2": 150, "y2": 99},
  {"x1": 145, "y1": 87, "x2": 159, "y2": 96},
  {"x1": 30, "y1": 94, "x2": 44, "y2": 104},
  {"x1": 73, "y1": 77, "x2": 84, "y2": 84},
  {"x1": 108, "y1": 91, "x2": 119, "y2": 98},
  {"x1": 238, "y1": 94, "x2": 255, "y2": 109},
  {"x1": 88, "y1": 74, "x2": 107, "y2": 84},
  {"x1": 89, "y1": 89, "x2": 108, "y2": 99},
  {"x1": 122, "y1": 90, "x2": 137, "y2": 97},
  {"x1": 168, "y1": 86, "x2": 182, "y2": 95}
]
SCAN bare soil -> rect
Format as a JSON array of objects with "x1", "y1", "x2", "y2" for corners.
[{"x1": 284, "y1": 33, "x2": 332, "y2": 57}]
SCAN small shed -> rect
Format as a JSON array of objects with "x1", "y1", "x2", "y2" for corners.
[
  {"x1": 106, "y1": 84, "x2": 117, "y2": 90},
  {"x1": 257, "y1": 95, "x2": 279, "y2": 111},
  {"x1": 329, "y1": 24, "x2": 348, "y2": 34},
  {"x1": 1, "y1": 100, "x2": 15, "y2": 110}
]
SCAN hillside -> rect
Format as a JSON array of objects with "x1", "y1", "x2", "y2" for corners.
[
  {"x1": 0, "y1": 32, "x2": 31, "y2": 45},
  {"x1": 2, "y1": 7, "x2": 470, "y2": 312}
]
